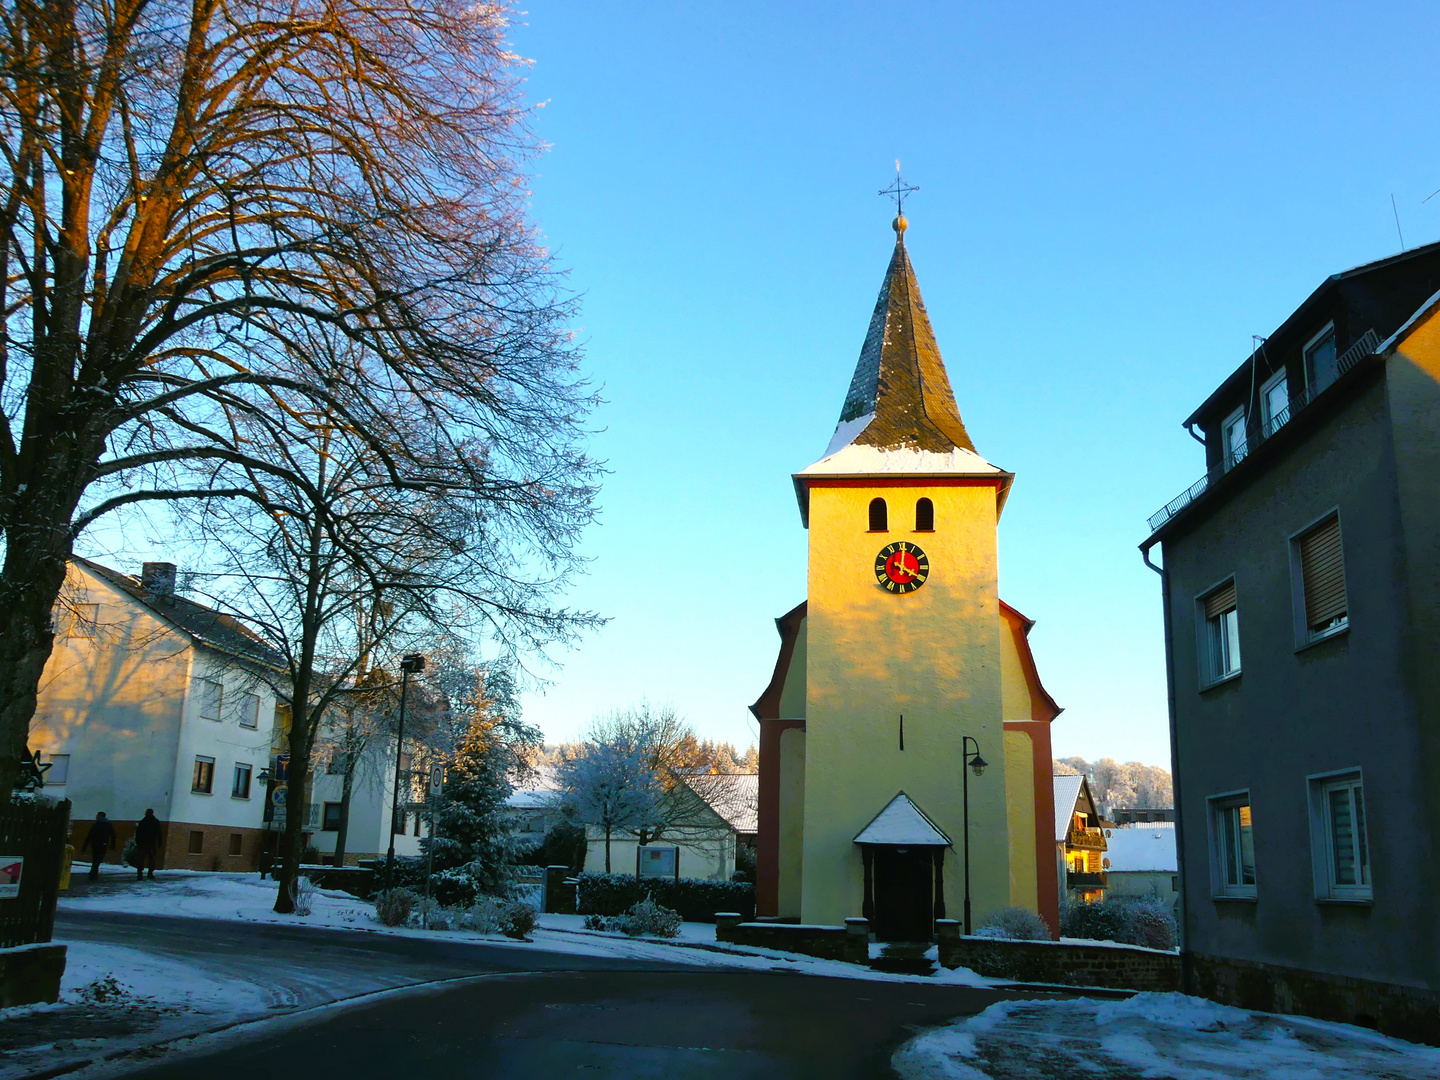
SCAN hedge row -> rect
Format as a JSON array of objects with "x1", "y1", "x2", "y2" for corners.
[{"x1": 575, "y1": 873, "x2": 755, "y2": 923}]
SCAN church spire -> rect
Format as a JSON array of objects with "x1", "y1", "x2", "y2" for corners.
[{"x1": 831, "y1": 217, "x2": 977, "y2": 455}]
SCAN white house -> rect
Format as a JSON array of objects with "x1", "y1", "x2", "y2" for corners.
[
  {"x1": 1101, "y1": 822, "x2": 1178, "y2": 908},
  {"x1": 29, "y1": 559, "x2": 284, "y2": 871}
]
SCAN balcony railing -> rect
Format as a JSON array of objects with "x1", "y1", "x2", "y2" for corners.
[
  {"x1": 1147, "y1": 328, "x2": 1381, "y2": 533},
  {"x1": 1067, "y1": 871, "x2": 1108, "y2": 891},
  {"x1": 1067, "y1": 827, "x2": 1108, "y2": 851}
]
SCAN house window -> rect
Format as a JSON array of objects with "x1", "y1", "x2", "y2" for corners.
[
  {"x1": 197, "y1": 679, "x2": 224, "y2": 721},
  {"x1": 308, "y1": 803, "x2": 322, "y2": 828},
  {"x1": 238, "y1": 692, "x2": 260, "y2": 729},
  {"x1": 45, "y1": 753, "x2": 70, "y2": 785},
  {"x1": 868, "y1": 497, "x2": 888, "y2": 532},
  {"x1": 325, "y1": 752, "x2": 348, "y2": 776},
  {"x1": 192, "y1": 756, "x2": 215, "y2": 794},
  {"x1": 1199, "y1": 579, "x2": 1240, "y2": 684},
  {"x1": 1294, "y1": 514, "x2": 1347, "y2": 643},
  {"x1": 1209, "y1": 793, "x2": 1256, "y2": 898},
  {"x1": 915, "y1": 497, "x2": 934, "y2": 532},
  {"x1": 228, "y1": 833, "x2": 244, "y2": 857},
  {"x1": 1304, "y1": 324, "x2": 1338, "y2": 394},
  {"x1": 69, "y1": 603, "x2": 99, "y2": 639},
  {"x1": 232, "y1": 763, "x2": 252, "y2": 799},
  {"x1": 1309, "y1": 771, "x2": 1371, "y2": 902},
  {"x1": 188, "y1": 830, "x2": 205, "y2": 855},
  {"x1": 1221, "y1": 408, "x2": 1247, "y2": 470},
  {"x1": 1260, "y1": 370, "x2": 1289, "y2": 436},
  {"x1": 322, "y1": 802, "x2": 344, "y2": 831},
  {"x1": 393, "y1": 810, "x2": 407, "y2": 835}
]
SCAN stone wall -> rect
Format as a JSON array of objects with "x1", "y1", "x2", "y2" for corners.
[
  {"x1": 937, "y1": 927, "x2": 1179, "y2": 991},
  {"x1": 0, "y1": 944, "x2": 66, "y2": 1008},
  {"x1": 1191, "y1": 951, "x2": 1440, "y2": 1046},
  {"x1": 297, "y1": 865, "x2": 374, "y2": 898},
  {"x1": 714, "y1": 914, "x2": 868, "y2": 964}
]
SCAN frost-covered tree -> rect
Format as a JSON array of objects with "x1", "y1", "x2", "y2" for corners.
[
  {"x1": 1054, "y1": 756, "x2": 1173, "y2": 816},
  {"x1": 557, "y1": 736, "x2": 663, "y2": 874}
]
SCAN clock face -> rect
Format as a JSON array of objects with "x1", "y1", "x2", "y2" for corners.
[{"x1": 874, "y1": 541, "x2": 929, "y2": 594}]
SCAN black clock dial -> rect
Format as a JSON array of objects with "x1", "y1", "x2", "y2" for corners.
[{"x1": 874, "y1": 541, "x2": 929, "y2": 594}]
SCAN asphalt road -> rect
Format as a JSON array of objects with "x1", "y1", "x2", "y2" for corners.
[{"x1": 53, "y1": 911, "x2": 1019, "y2": 1080}]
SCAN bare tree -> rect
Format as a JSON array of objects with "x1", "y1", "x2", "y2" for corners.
[{"x1": 0, "y1": 0, "x2": 598, "y2": 801}]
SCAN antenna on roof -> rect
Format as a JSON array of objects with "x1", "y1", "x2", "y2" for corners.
[{"x1": 1391, "y1": 194, "x2": 1406, "y2": 251}]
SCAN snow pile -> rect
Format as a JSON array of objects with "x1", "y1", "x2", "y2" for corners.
[{"x1": 893, "y1": 992, "x2": 1440, "y2": 1080}]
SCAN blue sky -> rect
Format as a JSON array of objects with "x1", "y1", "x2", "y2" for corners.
[{"x1": 498, "y1": 1, "x2": 1440, "y2": 765}]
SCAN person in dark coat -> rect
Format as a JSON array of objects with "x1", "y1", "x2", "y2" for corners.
[
  {"x1": 81, "y1": 812, "x2": 117, "y2": 881},
  {"x1": 134, "y1": 809, "x2": 162, "y2": 880}
]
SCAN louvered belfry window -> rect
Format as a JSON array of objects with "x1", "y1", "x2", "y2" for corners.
[{"x1": 1299, "y1": 515, "x2": 1347, "y2": 635}]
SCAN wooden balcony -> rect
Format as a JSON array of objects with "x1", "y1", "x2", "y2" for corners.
[
  {"x1": 1067, "y1": 871, "x2": 1108, "y2": 891},
  {"x1": 1067, "y1": 827, "x2": 1108, "y2": 851}
]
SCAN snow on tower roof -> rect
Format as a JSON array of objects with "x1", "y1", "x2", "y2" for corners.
[{"x1": 794, "y1": 222, "x2": 1012, "y2": 524}]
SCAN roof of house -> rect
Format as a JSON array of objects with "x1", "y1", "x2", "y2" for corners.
[
  {"x1": 853, "y1": 791, "x2": 953, "y2": 847},
  {"x1": 1053, "y1": 773, "x2": 1087, "y2": 843},
  {"x1": 793, "y1": 222, "x2": 1013, "y2": 523},
  {"x1": 684, "y1": 772, "x2": 759, "y2": 834},
  {"x1": 76, "y1": 556, "x2": 283, "y2": 668},
  {"x1": 1103, "y1": 826, "x2": 1178, "y2": 873}
]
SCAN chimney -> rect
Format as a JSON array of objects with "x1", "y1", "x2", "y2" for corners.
[{"x1": 141, "y1": 562, "x2": 177, "y2": 596}]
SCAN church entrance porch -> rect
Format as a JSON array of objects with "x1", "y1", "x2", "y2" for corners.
[
  {"x1": 870, "y1": 846, "x2": 944, "y2": 941},
  {"x1": 854, "y1": 792, "x2": 952, "y2": 943}
]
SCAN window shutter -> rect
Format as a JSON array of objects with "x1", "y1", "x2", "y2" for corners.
[
  {"x1": 1203, "y1": 581, "x2": 1237, "y2": 619},
  {"x1": 1300, "y1": 517, "x2": 1346, "y2": 630}
]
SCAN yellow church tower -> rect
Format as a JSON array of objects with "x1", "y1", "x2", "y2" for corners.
[{"x1": 752, "y1": 210, "x2": 1062, "y2": 941}]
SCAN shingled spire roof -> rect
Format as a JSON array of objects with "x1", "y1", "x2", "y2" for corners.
[
  {"x1": 836, "y1": 225, "x2": 977, "y2": 454},
  {"x1": 794, "y1": 219, "x2": 1012, "y2": 524}
]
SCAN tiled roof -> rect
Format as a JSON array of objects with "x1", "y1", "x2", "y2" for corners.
[
  {"x1": 76, "y1": 557, "x2": 283, "y2": 668},
  {"x1": 837, "y1": 230, "x2": 977, "y2": 455},
  {"x1": 685, "y1": 773, "x2": 758, "y2": 834}
]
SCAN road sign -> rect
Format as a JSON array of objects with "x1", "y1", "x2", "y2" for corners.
[
  {"x1": 271, "y1": 784, "x2": 287, "y2": 808},
  {"x1": 428, "y1": 763, "x2": 444, "y2": 797}
]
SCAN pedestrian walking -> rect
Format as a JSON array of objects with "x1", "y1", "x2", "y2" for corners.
[
  {"x1": 134, "y1": 809, "x2": 162, "y2": 880},
  {"x1": 81, "y1": 812, "x2": 117, "y2": 881}
]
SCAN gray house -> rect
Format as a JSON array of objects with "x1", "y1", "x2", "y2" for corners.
[{"x1": 1140, "y1": 242, "x2": 1440, "y2": 1043}]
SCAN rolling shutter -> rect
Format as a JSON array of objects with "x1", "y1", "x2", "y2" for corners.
[
  {"x1": 1300, "y1": 517, "x2": 1347, "y2": 631},
  {"x1": 1203, "y1": 580, "x2": 1237, "y2": 619}
]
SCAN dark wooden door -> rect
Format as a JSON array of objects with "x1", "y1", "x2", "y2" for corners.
[{"x1": 873, "y1": 847, "x2": 933, "y2": 942}]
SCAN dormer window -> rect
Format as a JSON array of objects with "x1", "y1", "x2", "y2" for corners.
[
  {"x1": 1304, "y1": 324, "x2": 1338, "y2": 394},
  {"x1": 868, "y1": 498, "x2": 888, "y2": 532},
  {"x1": 1260, "y1": 370, "x2": 1289, "y2": 437},
  {"x1": 1221, "y1": 408, "x2": 1247, "y2": 471},
  {"x1": 915, "y1": 498, "x2": 934, "y2": 532}
]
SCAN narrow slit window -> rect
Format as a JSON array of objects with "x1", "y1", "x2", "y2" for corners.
[
  {"x1": 1297, "y1": 515, "x2": 1347, "y2": 640},
  {"x1": 915, "y1": 498, "x2": 934, "y2": 532},
  {"x1": 868, "y1": 497, "x2": 888, "y2": 532}
]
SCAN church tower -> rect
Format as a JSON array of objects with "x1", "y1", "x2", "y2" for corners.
[{"x1": 752, "y1": 211, "x2": 1061, "y2": 940}]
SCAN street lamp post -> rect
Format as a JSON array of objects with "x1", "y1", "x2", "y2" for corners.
[
  {"x1": 384, "y1": 654, "x2": 426, "y2": 888},
  {"x1": 961, "y1": 736, "x2": 989, "y2": 935}
]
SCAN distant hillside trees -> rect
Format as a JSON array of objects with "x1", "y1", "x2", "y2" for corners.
[{"x1": 1055, "y1": 757, "x2": 1173, "y2": 815}]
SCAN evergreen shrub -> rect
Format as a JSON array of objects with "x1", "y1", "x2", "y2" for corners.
[{"x1": 575, "y1": 873, "x2": 754, "y2": 922}]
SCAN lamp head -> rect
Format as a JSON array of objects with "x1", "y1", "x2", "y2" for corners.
[
  {"x1": 400, "y1": 654, "x2": 426, "y2": 674},
  {"x1": 969, "y1": 755, "x2": 988, "y2": 777}
]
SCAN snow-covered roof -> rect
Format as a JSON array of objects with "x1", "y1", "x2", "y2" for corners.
[
  {"x1": 685, "y1": 773, "x2": 759, "y2": 834},
  {"x1": 1053, "y1": 774, "x2": 1086, "y2": 842},
  {"x1": 505, "y1": 788, "x2": 560, "y2": 810},
  {"x1": 798, "y1": 440, "x2": 1004, "y2": 479},
  {"x1": 1103, "y1": 826, "x2": 1178, "y2": 873},
  {"x1": 853, "y1": 792, "x2": 952, "y2": 847}
]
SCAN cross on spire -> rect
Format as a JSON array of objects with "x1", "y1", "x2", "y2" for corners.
[{"x1": 879, "y1": 161, "x2": 919, "y2": 216}]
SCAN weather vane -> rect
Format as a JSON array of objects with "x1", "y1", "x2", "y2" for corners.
[{"x1": 879, "y1": 160, "x2": 919, "y2": 216}]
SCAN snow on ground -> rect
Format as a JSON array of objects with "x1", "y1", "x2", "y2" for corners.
[
  {"x1": 892, "y1": 991, "x2": 1440, "y2": 1080},
  {"x1": 60, "y1": 872, "x2": 993, "y2": 987}
]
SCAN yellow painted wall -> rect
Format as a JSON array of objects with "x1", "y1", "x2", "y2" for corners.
[
  {"x1": 801, "y1": 482, "x2": 1009, "y2": 926},
  {"x1": 778, "y1": 727, "x2": 807, "y2": 917},
  {"x1": 999, "y1": 621, "x2": 1032, "y2": 722},
  {"x1": 1004, "y1": 728, "x2": 1037, "y2": 910},
  {"x1": 778, "y1": 619, "x2": 808, "y2": 720}
]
